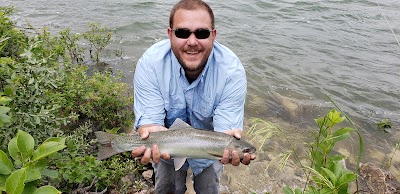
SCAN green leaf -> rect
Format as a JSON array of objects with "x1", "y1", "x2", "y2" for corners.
[
  {"x1": 328, "y1": 155, "x2": 345, "y2": 163},
  {"x1": 333, "y1": 127, "x2": 355, "y2": 137},
  {"x1": 8, "y1": 137, "x2": 21, "y2": 162},
  {"x1": 21, "y1": 162, "x2": 42, "y2": 183},
  {"x1": 32, "y1": 138, "x2": 66, "y2": 162},
  {"x1": 322, "y1": 167, "x2": 337, "y2": 186},
  {"x1": 0, "y1": 174, "x2": 9, "y2": 186},
  {"x1": 0, "y1": 106, "x2": 11, "y2": 114},
  {"x1": 33, "y1": 185, "x2": 61, "y2": 194},
  {"x1": 283, "y1": 186, "x2": 294, "y2": 194},
  {"x1": 332, "y1": 162, "x2": 343, "y2": 179},
  {"x1": 17, "y1": 130, "x2": 35, "y2": 162},
  {"x1": 4, "y1": 87, "x2": 13, "y2": 96},
  {"x1": 5, "y1": 168, "x2": 26, "y2": 194},
  {"x1": 22, "y1": 158, "x2": 47, "y2": 171},
  {"x1": 320, "y1": 187, "x2": 334, "y2": 193},
  {"x1": 24, "y1": 169, "x2": 41, "y2": 183},
  {"x1": 0, "y1": 150, "x2": 14, "y2": 175},
  {"x1": 41, "y1": 169, "x2": 58, "y2": 179},
  {"x1": 306, "y1": 166, "x2": 334, "y2": 189},
  {"x1": 327, "y1": 109, "x2": 345, "y2": 126},
  {"x1": 331, "y1": 127, "x2": 354, "y2": 143},
  {"x1": 0, "y1": 97, "x2": 11, "y2": 106},
  {"x1": 337, "y1": 173, "x2": 357, "y2": 187},
  {"x1": 21, "y1": 183, "x2": 36, "y2": 194},
  {"x1": 294, "y1": 188, "x2": 302, "y2": 194},
  {"x1": 315, "y1": 117, "x2": 326, "y2": 129}
]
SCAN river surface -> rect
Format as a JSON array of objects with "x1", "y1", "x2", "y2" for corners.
[{"x1": 2, "y1": 0, "x2": 400, "y2": 193}]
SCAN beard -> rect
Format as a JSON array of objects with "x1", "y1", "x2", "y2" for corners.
[{"x1": 178, "y1": 58, "x2": 207, "y2": 72}]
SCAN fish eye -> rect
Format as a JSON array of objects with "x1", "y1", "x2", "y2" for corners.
[{"x1": 243, "y1": 148, "x2": 250, "y2": 153}]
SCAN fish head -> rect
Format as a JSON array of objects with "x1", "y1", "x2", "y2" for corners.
[{"x1": 231, "y1": 138, "x2": 256, "y2": 155}]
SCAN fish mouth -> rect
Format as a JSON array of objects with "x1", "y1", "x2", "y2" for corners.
[{"x1": 242, "y1": 148, "x2": 256, "y2": 154}]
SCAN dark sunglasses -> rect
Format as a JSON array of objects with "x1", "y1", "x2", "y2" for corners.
[{"x1": 172, "y1": 28, "x2": 213, "y2": 39}]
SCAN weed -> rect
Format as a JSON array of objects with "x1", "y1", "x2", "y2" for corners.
[{"x1": 249, "y1": 108, "x2": 361, "y2": 194}]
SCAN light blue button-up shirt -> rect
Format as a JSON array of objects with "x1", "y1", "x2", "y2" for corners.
[{"x1": 133, "y1": 39, "x2": 246, "y2": 175}]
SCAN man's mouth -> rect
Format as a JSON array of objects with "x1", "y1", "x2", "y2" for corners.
[{"x1": 186, "y1": 51, "x2": 199, "y2": 55}]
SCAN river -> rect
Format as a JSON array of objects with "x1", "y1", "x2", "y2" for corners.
[{"x1": 2, "y1": 0, "x2": 400, "y2": 193}]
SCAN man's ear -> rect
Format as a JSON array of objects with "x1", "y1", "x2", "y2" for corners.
[
  {"x1": 168, "y1": 27, "x2": 173, "y2": 39},
  {"x1": 212, "y1": 29, "x2": 217, "y2": 41}
]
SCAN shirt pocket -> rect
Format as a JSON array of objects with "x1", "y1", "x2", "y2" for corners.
[
  {"x1": 193, "y1": 93, "x2": 214, "y2": 118},
  {"x1": 165, "y1": 107, "x2": 186, "y2": 128}
]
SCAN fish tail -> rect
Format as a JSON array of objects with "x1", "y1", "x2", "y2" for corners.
[
  {"x1": 95, "y1": 131, "x2": 118, "y2": 144},
  {"x1": 95, "y1": 131, "x2": 120, "y2": 160}
]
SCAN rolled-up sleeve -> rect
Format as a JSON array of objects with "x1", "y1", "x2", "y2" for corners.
[{"x1": 213, "y1": 59, "x2": 247, "y2": 132}]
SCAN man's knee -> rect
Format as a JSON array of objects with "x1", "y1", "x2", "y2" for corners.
[{"x1": 193, "y1": 162, "x2": 223, "y2": 193}]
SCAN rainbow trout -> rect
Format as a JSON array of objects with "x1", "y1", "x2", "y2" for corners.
[{"x1": 95, "y1": 118, "x2": 256, "y2": 170}]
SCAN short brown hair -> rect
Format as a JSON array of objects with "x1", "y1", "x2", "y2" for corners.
[{"x1": 169, "y1": 0, "x2": 215, "y2": 29}]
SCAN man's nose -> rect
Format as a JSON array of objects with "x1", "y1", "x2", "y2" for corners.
[{"x1": 186, "y1": 32, "x2": 198, "y2": 46}]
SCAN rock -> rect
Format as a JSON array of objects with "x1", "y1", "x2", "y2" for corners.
[
  {"x1": 358, "y1": 162, "x2": 400, "y2": 194},
  {"x1": 271, "y1": 92, "x2": 304, "y2": 120},
  {"x1": 142, "y1": 170, "x2": 153, "y2": 182}
]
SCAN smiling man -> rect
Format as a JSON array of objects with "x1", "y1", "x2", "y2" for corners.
[{"x1": 131, "y1": 0, "x2": 256, "y2": 193}]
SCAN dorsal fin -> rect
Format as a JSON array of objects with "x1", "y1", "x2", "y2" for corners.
[{"x1": 169, "y1": 118, "x2": 191, "y2": 130}]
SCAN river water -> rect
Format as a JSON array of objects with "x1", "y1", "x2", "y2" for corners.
[{"x1": 2, "y1": 0, "x2": 400, "y2": 193}]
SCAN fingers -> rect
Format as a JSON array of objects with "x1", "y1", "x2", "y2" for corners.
[
  {"x1": 224, "y1": 129, "x2": 242, "y2": 139},
  {"x1": 161, "y1": 153, "x2": 171, "y2": 160},
  {"x1": 241, "y1": 153, "x2": 251, "y2": 165},
  {"x1": 220, "y1": 149, "x2": 240, "y2": 166},
  {"x1": 231, "y1": 150, "x2": 240, "y2": 166},
  {"x1": 138, "y1": 128, "x2": 150, "y2": 139},
  {"x1": 220, "y1": 149, "x2": 230, "y2": 164},
  {"x1": 141, "y1": 147, "x2": 151, "y2": 164},
  {"x1": 152, "y1": 145, "x2": 160, "y2": 163},
  {"x1": 233, "y1": 130, "x2": 242, "y2": 139},
  {"x1": 131, "y1": 146, "x2": 146, "y2": 158}
]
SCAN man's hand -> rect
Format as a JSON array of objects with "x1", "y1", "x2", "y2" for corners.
[
  {"x1": 220, "y1": 129, "x2": 256, "y2": 166},
  {"x1": 131, "y1": 124, "x2": 170, "y2": 164}
]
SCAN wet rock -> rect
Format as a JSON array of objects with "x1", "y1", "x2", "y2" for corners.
[
  {"x1": 142, "y1": 170, "x2": 153, "y2": 182},
  {"x1": 358, "y1": 162, "x2": 400, "y2": 194}
]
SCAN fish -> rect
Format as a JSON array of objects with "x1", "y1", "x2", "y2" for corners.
[{"x1": 95, "y1": 118, "x2": 256, "y2": 170}]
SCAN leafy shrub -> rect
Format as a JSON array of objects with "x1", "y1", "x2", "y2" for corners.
[
  {"x1": 0, "y1": 6, "x2": 138, "y2": 192},
  {"x1": 51, "y1": 123, "x2": 145, "y2": 192},
  {"x1": 0, "y1": 130, "x2": 65, "y2": 194},
  {"x1": 0, "y1": 13, "x2": 133, "y2": 147},
  {"x1": 0, "y1": 6, "x2": 27, "y2": 58},
  {"x1": 83, "y1": 22, "x2": 112, "y2": 64}
]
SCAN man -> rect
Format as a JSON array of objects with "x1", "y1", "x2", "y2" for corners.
[{"x1": 131, "y1": 0, "x2": 256, "y2": 193}]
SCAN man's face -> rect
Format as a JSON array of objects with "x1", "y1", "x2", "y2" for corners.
[{"x1": 168, "y1": 8, "x2": 216, "y2": 75}]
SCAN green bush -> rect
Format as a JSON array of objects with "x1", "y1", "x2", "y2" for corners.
[
  {"x1": 0, "y1": 6, "x2": 138, "y2": 192},
  {"x1": 0, "y1": 12, "x2": 133, "y2": 147},
  {"x1": 0, "y1": 130, "x2": 65, "y2": 194},
  {"x1": 0, "y1": 6, "x2": 27, "y2": 58}
]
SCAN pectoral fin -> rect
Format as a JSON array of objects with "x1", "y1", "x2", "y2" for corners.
[{"x1": 174, "y1": 158, "x2": 187, "y2": 171}]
